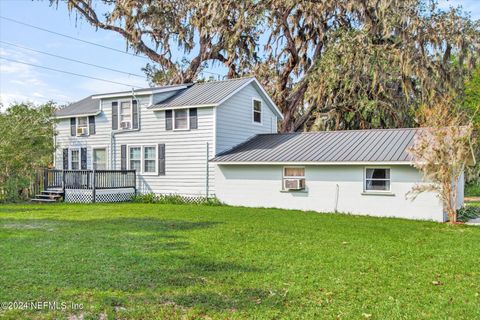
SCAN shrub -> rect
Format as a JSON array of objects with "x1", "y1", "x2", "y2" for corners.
[
  {"x1": 457, "y1": 206, "x2": 480, "y2": 222},
  {"x1": 131, "y1": 193, "x2": 223, "y2": 206}
]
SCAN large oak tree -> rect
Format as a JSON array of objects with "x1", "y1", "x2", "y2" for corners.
[{"x1": 54, "y1": 0, "x2": 480, "y2": 132}]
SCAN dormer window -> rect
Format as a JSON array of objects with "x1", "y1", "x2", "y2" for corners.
[{"x1": 253, "y1": 99, "x2": 262, "y2": 123}]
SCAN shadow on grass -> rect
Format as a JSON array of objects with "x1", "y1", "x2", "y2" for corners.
[
  {"x1": 0, "y1": 207, "x2": 47, "y2": 214},
  {"x1": 0, "y1": 216, "x2": 273, "y2": 313}
]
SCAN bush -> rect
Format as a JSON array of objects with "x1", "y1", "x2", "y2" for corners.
[
  {"x1": 465, "y1": 183, "x2": 480, "y2": 197},
  {"x1": 457, "y1": 206, "x2": 480, "y2": 222},
  {"x1": 131, "y1": 193, "x2": 223, "y2": 206}
]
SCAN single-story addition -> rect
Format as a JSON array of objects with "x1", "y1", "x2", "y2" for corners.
[{"x1": 211, "y1": 128, "x2": 464, "y2": 222}]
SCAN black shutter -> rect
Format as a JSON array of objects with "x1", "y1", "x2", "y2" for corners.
[
  {"x1": 63, "y1": 148, "x2": 69, "y2": 170},
  {"x1": 165, "y1": 110, "x2": 172, "y2": 130},
  {"x1": 88, "y1": 116, "x2": 96, "y2": 134},
  {"x1": 80, "y1": 148, "x2": 87, "y2": 169},
  {"x1": 158, "y1": 144, "x2": 165, "y2": 175},
  {"x1": 70, "y1": 118, "x2": 76, "y2": 136},
  {"x1": 112, "y1": 102, "x2": 118, "y2": 130},
  {"x1": 132, "y1": 100, "x2": 139, "y2": 129},
  {"x1": 189, "y1": 108, "x2": 198, "y2": 129},
  {"x1": 121, "y1": 145, "x2": 127, "y2": 170}
]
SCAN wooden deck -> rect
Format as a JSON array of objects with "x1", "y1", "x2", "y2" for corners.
[{"x1": 32, "y1": 169, "x2": 136, "y2": 203}]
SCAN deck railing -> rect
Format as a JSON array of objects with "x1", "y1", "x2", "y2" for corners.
[{"x1": 42, "y1": 169, "x2": 136, "y2": 192}]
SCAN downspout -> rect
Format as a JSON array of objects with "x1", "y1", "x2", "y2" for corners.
[
  {"x1": 206, "y1": 142, "x2": 209, "y2": 199},
  {"x1": 334, "y1": 184, "x2": 339, "y2": 213}
]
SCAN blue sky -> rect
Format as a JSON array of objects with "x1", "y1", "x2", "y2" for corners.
[{"x1": 0, "y1": 0, "x2": 479, "y2": 108}]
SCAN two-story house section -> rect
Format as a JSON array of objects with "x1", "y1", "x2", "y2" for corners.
[{"x1": 54, "y1": 77, "x2": 284, "y2": 197}]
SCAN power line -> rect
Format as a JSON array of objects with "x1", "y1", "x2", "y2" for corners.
[
  {"x1": 0, "y1": 15, "x2": 149, "y2": 60},
  {"x1": 0, "y1": 15, "x2": 226, "y2": 78},
  {"x1": 0, "y1": 56, "x2": 144, "y2": 88},
  {"x1": 0, "y1": 40, "x2": 145, "y2": 78}
]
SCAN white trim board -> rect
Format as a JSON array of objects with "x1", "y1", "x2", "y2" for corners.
[
  {"x1": 91, "y1": 86, "x2": 188, "y2": 99},
  {"x1": 212, "y1": 161, "x2": 413, "y2": 166},
  {"x1": 55, "y1": 111, "x2": 100, "y2": 119}
]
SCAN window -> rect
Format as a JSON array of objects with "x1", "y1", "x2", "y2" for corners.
[
  {"x1": 71, "y1": 149, "x2": 79, "y2": 170},
  {"x1": 174, "y1": 109, "x2": 188, "y2": 130},
  {"x1": 93, "y1": 148, "x2": 107, "y2": 170},
  {"x1": 77, "y1": 117, "x2": 88, "y2": 136},
  {"x1": 129, "y1": 147, "x2": 141, "y2": 172},
  {"x1": 282, "y1": 167, "x2": 306, "y2": 190},
  {"x1": 128, "y1": 145, "x2": 157, "y2": 174},
  {"x1": 253, "y1": 99, "x2": 262, "y2": 123},
  {"x1": 144, "y1": 146, "x2": 156, "y2": 173},
  {"x1": 120, "y1": 101, "x2": 132, "y2": 128},
  {"x1": 365, "y1": 168, "x2": 390, "y2": 192},
  {"x1": 166, "y1": 108, "x2": 197, "y2": 131}
]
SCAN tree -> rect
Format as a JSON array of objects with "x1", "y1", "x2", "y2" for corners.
[
  {"x1": 407, "y1": 96, "x2": 474, "y2": 223},
  {"x1": 0, "y1": 103, "x2": 56, "y2": 201},
  {"x1": 460, "y1": 66, "x2": 480, "y2": 183},
  {"x1": 54, "y1": 0, "x2": 480, "y2": 132}
]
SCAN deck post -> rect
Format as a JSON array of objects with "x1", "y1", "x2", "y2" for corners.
[
  {"x1": 62, "y1": 170, "x2": 66, "y2": 195},
  {"x1": 133, "y1": 170, "x2": 137, "y2": 196},
  {"x1": 92, "y1": 169, "x2": 96, "y2": 203},
  {"x1": 43, "y1": 169, "x2": 48, "y2": 191}
]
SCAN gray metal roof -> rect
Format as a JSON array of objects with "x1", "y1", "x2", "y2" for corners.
[
  {"x1": 212, "y1": 128, "x2": 421, "y2": 163},
  {"x1": 55, "y1": 95, "x2": 98, "y2": 117},
  {"x1": 150, "y1": 77, "x2": 255, "y2": 109},
  {"x1": 55, "y1": 77, "x2": 259, "y2": 117}
]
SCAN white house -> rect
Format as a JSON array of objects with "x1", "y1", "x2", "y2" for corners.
[
  {"x1": 53, "y1": 77, "x2": 464, "y2": 222},
  {"x1": 54, "y1": 77, "x2": 282, "y2": 198}
]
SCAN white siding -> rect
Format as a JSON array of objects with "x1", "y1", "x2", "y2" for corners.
[
  {"x1": 55, "y1": 99, "x2": 111, "y2": 170},
  {"x1": 215, "y1": 164, "x2": 447, "y2": 222},
  {"x1": 215, "y1": 82, "x2": 278, "y2": 154},
  {"x1": 55, "y1": 96, "x2": 215, "y2": 197}
]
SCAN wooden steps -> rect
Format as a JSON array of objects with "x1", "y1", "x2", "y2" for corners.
[{"x1": 30, "y1": 189, "x2": 63, "y2": 203}]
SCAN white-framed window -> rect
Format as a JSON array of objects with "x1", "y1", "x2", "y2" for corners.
[
  {"x1": 129, "y1": 146, "x2": 142, "y2": 172},
  {"x1": 144, "y1": 146, "x2": 156, "y2": 173},
  {"x1": 77, "y1": 116, "x2": 88, "y2": 136},
  {"x1": 93, "y1": 148, "x2": 107, "y2": 170},
  {"x1": 364, "y1": 168, "x2": 391, "y2": 192},
  {"x1": 128, "y1": 145, "x2": 157, "y2": 174},
  {"x1": 282, "y1": 166, "x2": 306, "y2": 190},
  {"x1": 174, "y1": 109, "x2": 189, "y2": 130},
  {"x1": 70, "y1": 149, "x2": 80, "y2": 170},
  {"x1": 253, "y1": 98, "x2": 262, "y2": 124},
  {"x1": 120, "y1": 100, "x2": 132, "y2": 129}
]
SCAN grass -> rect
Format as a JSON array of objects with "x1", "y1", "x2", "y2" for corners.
[{"x1": 0, "y1": 203, "x2": 479, "y2": 319}]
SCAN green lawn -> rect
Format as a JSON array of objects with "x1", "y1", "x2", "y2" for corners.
[{"x1": 0, "y1": 203, "x2": 479, "y2": 319}]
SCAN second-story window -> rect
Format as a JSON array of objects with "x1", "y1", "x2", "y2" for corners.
[
  {"x1": 253, "y1": 99, "x2": 262, "y2": 123},
  {"x1": 76, "y1": 117, "x2": 88, "y2": 136},
  {"x1": 120, "y1": 101, "x2": 132, "y2": 129},
  {"x1": 166, "y1": 108, "x2": 197, "y2": 131},
  {"x1": 174, "y1": 109, "x2": 188, "y2": 130}
]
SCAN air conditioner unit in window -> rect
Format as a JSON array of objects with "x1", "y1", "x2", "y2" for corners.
[
  {"x1": 284, "y1": 178, "x2": 306, "y2": 190},
  {"x1": 120, "y1": 121, "x2": 131, "y2": 129},
  {"x1": 76, "y1": 127, "x2": 87, "y2": 136}
]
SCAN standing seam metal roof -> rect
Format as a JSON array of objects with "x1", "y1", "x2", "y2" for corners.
[
  {"x1": 150, "y1": 77, "x2": 255, "y2": 109},
  {"x1": 211, "y1": 128, "x2": 421, "y2": 163}
]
